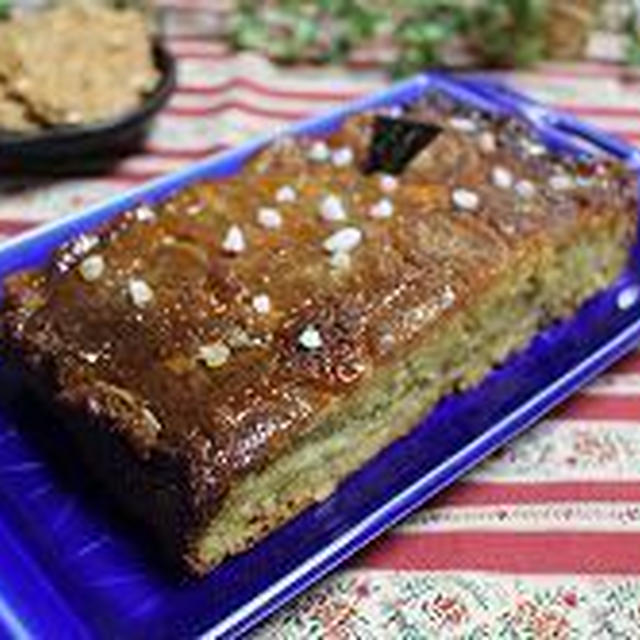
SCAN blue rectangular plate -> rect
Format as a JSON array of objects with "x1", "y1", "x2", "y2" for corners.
[{"x1": 0, "y1": 74, "x2": 639, "y2": 639}]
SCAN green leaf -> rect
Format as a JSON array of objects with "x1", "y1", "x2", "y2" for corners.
[
  {"x1": 0, "y1": 0, "x2": 11, "y2": 20},
  {"x1": 234, "y1": 21, "x2": 271, "y2": 50},
  {"x1": 229, "y1": 0, "x2": 548, "y2": 72},
  {"x1": 468, "y1": 0, "x2": 545, "y2": 67},
  {"x1": 628, "y1": 38, "x2": 640, "y2": 67},
  {"x1": 292, "y1": 17, "x2": 318, "y2": 46},
  {"x1": 625, "y1": 4, "x2": 640, "y2": 67}
]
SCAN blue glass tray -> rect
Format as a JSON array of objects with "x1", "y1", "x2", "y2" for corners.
[{"x1": 0, "y1": 74, "x2": 639, "y2": 640}]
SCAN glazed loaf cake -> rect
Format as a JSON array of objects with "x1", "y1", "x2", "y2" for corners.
[{"x1": 1, "y1": 95, "x2": 636, "y2": 574}]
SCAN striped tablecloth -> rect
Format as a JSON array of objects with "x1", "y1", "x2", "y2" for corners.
[{"x1": 3, "y1": 23, "x2": 640, "y2": 639}]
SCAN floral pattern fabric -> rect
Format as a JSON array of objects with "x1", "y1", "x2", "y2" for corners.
[
  {"x1": 259, "y1": 571, "x2": 640, "y2": 639},
  {"x1": 2, "y1": 5, "x2": 640, "y2": 635}
]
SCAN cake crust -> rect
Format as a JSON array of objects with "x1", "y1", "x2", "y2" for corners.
[{"x1": 1, "y1": 95, "x2": 636, "y2": 573}]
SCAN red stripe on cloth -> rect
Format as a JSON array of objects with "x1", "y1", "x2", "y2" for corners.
[
  {"x1": 524, "y1": 67, "x2": 626, "y2": 80},
  {"x1": 434, "y1": 481, "x2": 640, "y2": 507},
  {"x1": 555, "y1": 103, "x2": 640, "y2": 119},
  {"x1": 171, "y1": 49, "x2": 629, "y2": 79},
  {"x1": 174, "y1": 78, "x2": 365, "y2": 101},
  {"x1": 609, "y1": 351, "x2": 640, "y2": 374},
  {"x1": 612, "y1": 131, "x2": 640, "y2": 143},
  {"x1": 345, "y1": 59, "x2": 394, "y2": 71},
  {"x1": 353, "y1": 61, "x2": 630, "y2": 76},
  {"x1": 172, "y1": 48, "x2": 387, "y2": 69},
  {"x1": 359, "y1": 531, "x2": 640, "y2": 574},
  {"x1": 171, "y1": 50, "x2": 233, "y2": 61},
  {"x1": 142, "y1": 143, "x2": 227, "y2": 159},
  {"x1": 554, "y1": 393, "x2": 640, "y2": 421},
  {"x1": 110, "y1": 169, "x2": 165, "y2": 182},
  {"x1": 165, "y1": 100, "x2": 310, "y2": 120},
  {"x1": 0, "y1": 219, "x2": 40, "y2": 235},
  {"x1": 538, "y1": 61, "x2": 630, "y2": 73},
  {"x1": 101, "y1": 174, "x2": 149, "y2": 185}
]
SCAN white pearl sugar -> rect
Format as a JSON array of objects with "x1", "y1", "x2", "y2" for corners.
[
  {"x1": 491, "y1": 166, "x2": 513, "y2": 190},
  {"x1": 308, "y1": 140, "x2": 330, "y2": 162},
  {"x1": 369, "y1": 198, "x2": 394, "y2": 219},
  {"x1": 319, "y1": 194, "x2": 347, "y2": 222},
  {"x1": 449, "y1": 117, "x2": 477, "y2": 133},
  {"x1": 128, "y1": 278, "x2": 154, "y2": 308},
  {"x1": 332, "y1": 147, "x2": 354, "y2": 167},
  {"x1": 275, "y1": 185, "x2": 297, "y2": 203},
  {"x1": 617, "y1": 286, "x2": 640, "y2": 311},
  {"x1": 379, "y1": 174, "x2": 398, "y2": 193},
  {"x1": 298, "y1": 325, "x2": 323, "y2": 350},
  {"x1": 452, "y1": 188, "x2": 480, "y2": 211},
  {"x1": 222, "y1": 224, "x2": 246, "y2": 254},
  {"x1": 549, "y1": 173, "x2": 573, "y2": 191},
  {"x1": 79, "y1": 254, "x2": 105, "y2": 282},
  {"x1": 257, "y1": 207, "x2": 282, "y2": 229},
  {"x1": 198, "y1": 342, "x2": 231, "y2": 368},
  {"x1": 515, "y1": 180, "x2": 536, "y2": 199},
  {"x1": 135, "y1": 205, "x2": 156, "y2": 222},
  {"x1": 323, "y1": 227, "x2": 363, "y2": 254},
  {"x1": 478, "y1": 131, "x2": 496, "y2": 153},
  {"x1": 252, "y1": 293, "x2": 271, "y2": 315}
]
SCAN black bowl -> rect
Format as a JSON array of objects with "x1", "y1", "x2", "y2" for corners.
[{"x1": 0, "y1": 40, "x2": 176, "y2": 175}]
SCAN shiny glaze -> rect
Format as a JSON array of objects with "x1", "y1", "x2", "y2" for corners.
[{"x1": 2, "y1": 99, "x2": 636, "y2": 523}]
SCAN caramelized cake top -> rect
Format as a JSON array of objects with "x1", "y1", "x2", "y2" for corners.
[{"x1": 2, "y1": 94, "x2": 636, "y2": 519}]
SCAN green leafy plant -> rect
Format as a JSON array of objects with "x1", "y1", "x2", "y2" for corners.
[
  {"x1": 0, "y1": 0, "x2": 11, "y2": 20},
  {"x1": 626, "y1": 2, "x2": 640, "y2": 66},
  {"x1": 231, "y1": 0, "x2": 550, "y2": 74},
  {"x1": 470, "y1": 0, "x2": 546, "y2": 67},
  {"x1": 391, "y1": 3, "x2": 470, "y2": 76},
  {"x1": 231, "y1": 0, "x2": 384, "y2": 64}
]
